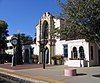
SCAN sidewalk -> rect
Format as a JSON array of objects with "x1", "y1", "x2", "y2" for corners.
[
  {"x1": 0, "y1": 64, "x2": 100, "y2": 83},
  {"x1": 0, "y1": 64, "x2": 65, "y2": 83},
  {"x1": 16, "y1": 65, "x2": 100, "y2": 83}
]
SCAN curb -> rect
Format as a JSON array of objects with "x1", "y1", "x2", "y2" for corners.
[{"x1": 0, "y1": 68, "x2": 66, "y2": 83}]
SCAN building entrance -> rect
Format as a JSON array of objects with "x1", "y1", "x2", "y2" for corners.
[
  {"x1": 44, "y1": 47, "x2": 49, "y2": 64},
  {"x1": 24, "y1": 49, "x2": 29, "y2": 63}
]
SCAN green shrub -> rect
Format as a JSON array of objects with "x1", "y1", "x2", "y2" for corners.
[
  {"x1": 32, "y1": 55, "x2": 38, "y2": 63},
  {"x1": 51, "y1": 55, "x2": 64, "y2": 65},
  {"x1": 51, "y1": 56, "x2": 56, "y2": 60},
  {"x1": 32, "y1": 55, "x2": 38, "y2": 59},
  {"x1": 56, "y1": 55, "x2": 63, "y2": 60},
  {"x1": 51, "y1": 55, "x2": 63, "y2": 60}
]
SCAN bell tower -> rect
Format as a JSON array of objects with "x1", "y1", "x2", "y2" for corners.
[{"x1": 38, "y1": 12, "x2": 56, "y2": 64}]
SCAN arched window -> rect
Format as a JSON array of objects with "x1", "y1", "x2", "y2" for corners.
[
  {"x1": 73, "y1": 47, "x2": 78, "y2": 59},
  {"x1": 79, "y1": 46, "x2": 85, "y2": 59},
  {"x1": 42, "y1": 21, "x2": 49, "y2": 39}
]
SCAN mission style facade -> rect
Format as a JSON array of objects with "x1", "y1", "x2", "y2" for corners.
[
  {"x1": 31, "y1": 12, "x2": 100, "y2": 67},
  {"x1": 6, "y1": 12, "x2": 100, "y2": 67}
]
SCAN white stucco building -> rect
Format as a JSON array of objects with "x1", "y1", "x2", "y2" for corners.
[
  {"x1": 5, "y1": 35, "x2": 13, "y2": 55},
  {"x1": 5, "y1": 12, "x2": 100, "y2": 67},
  {"x1": 32, "y1": 12, "x2": 100, "y2": 67},
  {"x1": 5, "y1": 35, "x2": 33, "y2": 64}
]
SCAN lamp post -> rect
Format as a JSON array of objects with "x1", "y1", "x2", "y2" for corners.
[
  {"x1": 39, "y1": 39, "x2": 48, "y2": 69},
  {"x1": 42, "y1": 41, "x2": 45, "y2": 69},
  {"x1": 11, "y1": 37, "x2": 18, "y2": 67}
]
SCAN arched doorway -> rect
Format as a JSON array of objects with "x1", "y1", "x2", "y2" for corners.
[
  {"x1": 73, "y1": 47, "x2": 78, "y2": 59},
  {"x1": 44, "y1": 47, "x2": 49, "y2": 64},
  {"x1": 24, "y1": 49, "x2": 29, "y2": 63},
  {"x1": 79, "y1": 46, "x2": 85, "y2": 59}
]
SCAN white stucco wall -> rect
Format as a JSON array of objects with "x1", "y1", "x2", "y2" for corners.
[
  {"x1": 5, "y1": 35, "x2": 14, "y2": 55},
  {"x1": 6, "y1": 42, "x2": 14, "y2": 55},
  {"x1": 61, "y1": 39, "x2": 90, "y2": 67},
  {"x1": 36, "y1": 24, "x2": 40, "y2": 43},
  {"x1": 65, "y1": 60, "x2": 87, "y2": 67},
  {"x1": 55, "y1": 39, "x2": 92, "y2": 67},
  {"x1": 5, "y1": 49, "x2": 13, "y2": 55},
  {"x1": 53, "y1": 18, "x2": 60, "y2": 28},
  {"x1": 55, "y1": 39, "x2": 67, "y2": 55},
  {"x1": 66, "y1": 39, "x2": 89, "y2": 61},
  {"x1": 31, "y1": 44, "x2": 39, "y2": 55},
  {"x1": 55, "y1": 39, "x2": 90, "y2": 60}
]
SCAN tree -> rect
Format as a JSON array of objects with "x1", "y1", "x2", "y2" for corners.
[
  {"x1": 14, "y1": 33, "x2": 33, "y2": 44},
  {"x1": 15, "y1": 34, "x2": 23, "y2": 65},
  {"x1": 13, "y1": 33, "x2": 33, "y2": 65},
  {"x1": 0, "y1": 20, "x2": 9, "y2": 54},
  {"x1": 57, "y1": 0, "x2": 100, "y2": 43}
]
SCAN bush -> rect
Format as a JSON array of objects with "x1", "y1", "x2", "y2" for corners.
[
  {"x1": 51, "y1": 56, "x2": 56, "y2": 60},
  {"x1": 32, "y1": 55, "x2": 38, "y2": 59},
  {"x1": 51, "y1": 55, "x2": 64, "y2": 65},
  {"x1": 56, "y1": 55, "x2": 63, "y2": 60},
  {"x1": 0, "y1": 54, "x2": 13, "y2": 63},
  {"x1": 32, "y1": 55, "x2": 38, "y2": 63}
]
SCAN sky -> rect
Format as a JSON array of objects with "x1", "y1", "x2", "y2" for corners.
[{"x1": 0, "y1": 0, "x2": 61, "y2": 38}]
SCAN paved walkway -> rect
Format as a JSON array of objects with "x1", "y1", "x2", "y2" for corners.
[
  {"x1": 16, "y1": 65, "x2": 100, "y2": 83},
  {"x1": 0, "y1": 63, "x2": 54, "y2": 70},
  {"x1": 0, "y1": 63, "x2": 100, "y2": 83}
]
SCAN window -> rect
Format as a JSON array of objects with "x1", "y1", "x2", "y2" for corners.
[
  {"x1": 63, "y1": 44, "x2": 68, "y2": 58},
  {"x1": 73, "y1": 47, "x2": 78, "y2": 59},
  {"x1": 91, "y1": 46, "x2": 93, "y2": 60},
  {"x1": 42, "y1": 21, "x2": 49, "y2": 39},
  {"x1": 79, "y1": 46, "x2": 85, "y2": 59}
]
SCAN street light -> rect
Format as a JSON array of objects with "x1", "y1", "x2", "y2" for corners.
[
  {"x1": 39, "y1": 39, "x2": 48, "y2": 69},
  {"x1": 11, "y1": 37, "x2": 18, "y2": 67}
]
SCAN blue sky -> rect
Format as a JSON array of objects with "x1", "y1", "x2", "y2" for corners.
[{"x1": 0, "y1": 0, "x2": 61, "y2": 38}]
